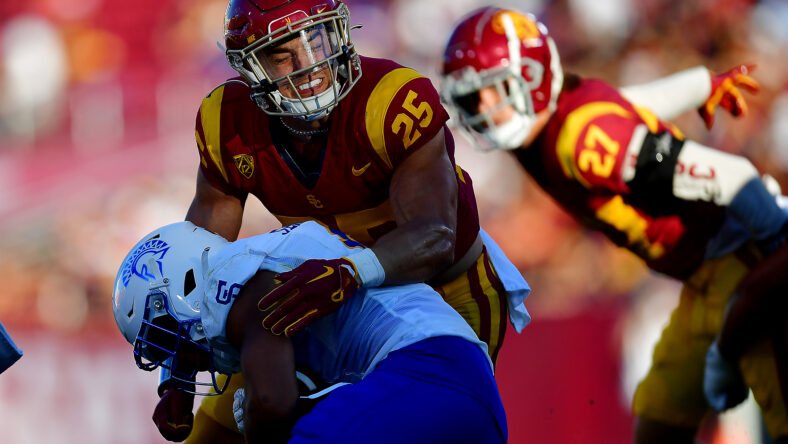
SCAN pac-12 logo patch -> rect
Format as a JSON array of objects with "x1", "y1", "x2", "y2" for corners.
[
  {"x1": 121, "y1": 239, "x2": 170, "y2": 287},
  {"x1": 233, "y1": 154, "x2": 255, "y2": 179}
]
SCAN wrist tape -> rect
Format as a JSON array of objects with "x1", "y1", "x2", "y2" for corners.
[{"x1": 347, "y1": 249, "x2": 385, "y2": 287}]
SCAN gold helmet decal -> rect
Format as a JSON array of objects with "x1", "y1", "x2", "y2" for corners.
[
  {"x1": 491, "y1": 10, "x2": 540, "y2": 41},
  {"x1": 233, "y1": 154, "x2": 255, "y2": 179}
]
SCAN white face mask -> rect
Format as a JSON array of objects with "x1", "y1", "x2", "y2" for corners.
[
  {"x1": 478, "y1": 110, "x2": 535, "y2": 151},
  {"x1": 271, "y1": 85, "x2": 338, "y2": 121}
]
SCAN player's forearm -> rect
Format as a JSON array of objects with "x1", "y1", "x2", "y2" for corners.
[
  {"x1": 235, "y1": 287, "x2": 299, "y2": 441},
  {"x1": 241, "y1": 349, "x2": 299, "y2": 443},
  {"x1": 619, "y1": 66, "x2": 710, "y2": 121},
  {"x1": 380, "y1": 129, "x2": 459, "y2": 285},
  {"x1": 243, "y1": 402, "x2": 296, "y2": 444},
  {"x1": 671, "y1": 140, "x2": 787, "y2": 242},
  {"x1": 370, "y1": 221, "x2": 456, "y2": 285}
]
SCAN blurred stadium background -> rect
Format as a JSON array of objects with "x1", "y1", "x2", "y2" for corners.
[{"x1": 1, "y1": 0, "x2": 787, "y2": 442}]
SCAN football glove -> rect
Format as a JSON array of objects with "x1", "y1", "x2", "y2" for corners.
[
  {"x1": 152, "y1": 387, "x2": 195, "y2": 442},
  {"x1": 699, "y1": 64, "x2": 759, "y2": 130},
  {"x1": 704, "y1": 341, "x2": 749, "y2": 411},
  {"x1": 258, "y1": 257, "x2": 361, "y2": 336}
]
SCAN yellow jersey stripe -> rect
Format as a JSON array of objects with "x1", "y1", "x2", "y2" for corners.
[
  {"x1": 476, "y1": 254, "x2": 501, "y2": 352},
  {"x1": 195, "y1": 130, "x2": 208, "y2": 168},
  {"x1": 365, "y1": 68, "x2": 426, "y2": 170},
  {"x1": 595, "y1": 195, "x2": 665, "y2": 259},
  {"x1": 200, "y1": 86, "x2": 229, "y2": 183},
  {"x1": 556, "y1": 101, "x2": 631, "y2": 187}
]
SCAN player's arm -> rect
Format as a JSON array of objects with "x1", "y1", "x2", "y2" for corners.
[
  {"x1": 185, "y1": 169, "x2": 245, "y2": 242},
  {"x1": 619, "y1": 65, "x2": 758, "y2": 127},
  {"x1": 369, "y1": 127, "x2": 457, "y2": 284},
  {"x1": 626, "y1": 131, "x2": 787, "y2": 245},
  {"x1": 226, "y1": 270, "x2": 299, "y2": 443},
  {"x1": 252, "y1": 129, "x2": 457, "y2": 336}
]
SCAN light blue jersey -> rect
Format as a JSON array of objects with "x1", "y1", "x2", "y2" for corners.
[{"x1": 200, "y1": 221, "x2": 490, "y2": 383}]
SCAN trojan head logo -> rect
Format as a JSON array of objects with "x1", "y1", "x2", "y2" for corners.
[
  {"x1": 233, "y1": 154, "x2": 255, "y2": 179},
  {"x1": 121, "y1": 239, "x2": 170, "y2": 287},
  {"x1": 491, "y1": 11, "x2": 541, "y2": 42}
]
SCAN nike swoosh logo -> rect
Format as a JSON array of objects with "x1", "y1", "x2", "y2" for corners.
[
  {"x1": 307, "y1": 266, "x2": 334, "y2": 284},
  {"x1": 317, "y1": 6, "x2": 328, "y2": 13},
  {"x1": 352, "y1": 162, "x2": 371, "y2": 176}
]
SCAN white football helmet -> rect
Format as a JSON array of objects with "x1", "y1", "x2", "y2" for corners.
[{"x1": 112, "y1": 221, "x2": 231, "y2": 395}]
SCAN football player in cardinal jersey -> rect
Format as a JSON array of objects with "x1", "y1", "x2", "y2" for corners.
[
  {"x1": 440, "y1": 6, "x2": 788, "y2": 444},
  {"x1": 156, "y1": 0, "x2": 531, "y2": 442}
]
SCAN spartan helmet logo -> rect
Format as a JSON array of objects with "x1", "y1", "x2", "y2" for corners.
[{"x1": 121, "y1": 238, "x2": 170, "y2": 287}]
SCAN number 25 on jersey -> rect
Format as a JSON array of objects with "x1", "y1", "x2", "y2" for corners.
[{"x1": 392, "y1": 90, "x2": 433, "y2": 149}]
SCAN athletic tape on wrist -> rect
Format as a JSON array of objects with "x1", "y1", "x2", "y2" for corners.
[{"x1": 347, "y1": 248, "x2": 385, "y2": 287}]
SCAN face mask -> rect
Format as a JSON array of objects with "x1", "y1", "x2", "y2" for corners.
[
  {"x1": 479, "y1": 110, "x2": 535, "y2": 150},
  {"x1": 271, "y1": 85, "x2": 338, "y2": 121}
]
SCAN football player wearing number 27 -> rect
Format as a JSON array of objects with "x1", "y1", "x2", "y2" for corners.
[{"x1": 441, "y1": 6, "x2": 788, "y2": 444}]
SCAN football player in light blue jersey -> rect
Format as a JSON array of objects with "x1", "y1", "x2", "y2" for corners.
[{"x1": 112, "y1": 221, "x2": 507, "y2": 443}]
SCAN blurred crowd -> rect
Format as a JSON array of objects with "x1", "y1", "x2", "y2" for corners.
[
  {"x1": 2, "y1": 0, "x2": 786, "y2": 442},
  {"x1": 1, "y1": 0, "x2": 788, "y2": 370}
]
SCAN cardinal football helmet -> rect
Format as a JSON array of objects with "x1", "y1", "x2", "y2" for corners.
[
  {"x1": 112, "y1": 221, "x2": 231, "y2": 395},
  {"x1": 441, "y1": 7, "x2": 563, "y2": 151},
  {"x1": 224, "y1": 0, "x2": 361, "y2": 121}
]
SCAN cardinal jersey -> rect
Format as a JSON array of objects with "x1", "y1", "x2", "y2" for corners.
[
  {"x1": 195, "y1": 56, "x2": 480, "y2": 263},
  {"x1": 523, "y1": 78, "x2": 788, "y2": 435},
  {"x1": 521, "y1": 78, "x2": 726, "y2": 279},
  {"x1": 191, "y1": 59, "x2": 520, "y2": 435}
]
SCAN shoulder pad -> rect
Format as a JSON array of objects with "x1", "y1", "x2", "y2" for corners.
[
  {"x1": 364, "y1": 68, "x2": 443, "y2": 169},
  {"x1": 555, "y1": 101, "x2": 636, "y2": 190}
]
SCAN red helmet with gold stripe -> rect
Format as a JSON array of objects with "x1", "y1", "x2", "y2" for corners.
[
  {"x1": 224, "y1": 0, "x2": 361, "y2": 121},
  {"x1": 441, "y1": 7, "x2": 563, "y2": 150}
]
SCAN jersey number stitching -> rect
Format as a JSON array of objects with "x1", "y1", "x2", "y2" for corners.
[
  {"x1": 391, "y1": 90, "x2": 433, "y2": 150},
  {"x1": 578, "y1": 124, "x2": 620, "y2": 179}
]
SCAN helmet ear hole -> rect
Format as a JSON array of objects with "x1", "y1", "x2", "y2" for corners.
[{"x1": 184, "y1": 269, "x2": 196, "y2": 297}]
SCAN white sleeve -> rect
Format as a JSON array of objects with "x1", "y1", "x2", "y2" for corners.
[
  {"x1": 619, "y1": 66, "x2": 711, "y2": 121},
  {"x1": 672, "y1": 140, "x2": 757, "y2": 205}
]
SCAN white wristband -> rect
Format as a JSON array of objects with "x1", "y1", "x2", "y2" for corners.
[{"x1": 347, "y1": 248, "x2": 385, "y2": 287}]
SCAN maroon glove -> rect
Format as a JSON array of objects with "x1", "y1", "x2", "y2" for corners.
[
  {"x1": 258, "y1": 258, "x2": 360, "y2": 336},
  {"x1": 699, "y1": 64, "x2": 759, "y2": 130},
  {"x1": 152, "y1": 387, "x2": 195, "y2": 442}
]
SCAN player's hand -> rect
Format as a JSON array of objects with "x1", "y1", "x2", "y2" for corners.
[
  {"x1": 704, "y1": 341, "x2": 749, "y2": 411},
  {"x1": 258, "y1": 258, "x2": 361, "y2": 336},
  {"x1": 233, "y1": 388, "x2": 246, "y2": 434},
  {"x1": 152, "y1": 387, "x2": 195, "y2": 442},
  {"x1": 699, "y1": 64, "x2": 759, "y2": 130}
]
